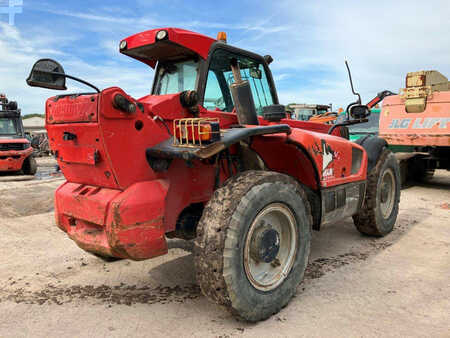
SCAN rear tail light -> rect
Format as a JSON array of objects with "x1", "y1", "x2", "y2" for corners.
[{"x1": 173, "y1": 118, "x2": 220, "y2": 147}]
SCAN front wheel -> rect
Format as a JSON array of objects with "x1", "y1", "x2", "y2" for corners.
[
  {"x1": 194, "y1": 171, "x2": 312, "y2": 322},
  {"x1": 22, "y1": 156, "x2": 37, "y2": 175},
  {"x1": 353, "y1": 148, "x2": 401, "y2": 236}
]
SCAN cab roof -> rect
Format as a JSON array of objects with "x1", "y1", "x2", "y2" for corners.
[{"x1": 120, "y1": 28, "x2": 217, "y2": 68}]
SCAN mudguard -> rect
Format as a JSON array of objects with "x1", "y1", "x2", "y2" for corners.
[
  {"x1": 355, "y1": 135, "x2": 387, "y2": 173},
  {"x1": 146, "y1": 124, "x2": 291, "y2": 162}
]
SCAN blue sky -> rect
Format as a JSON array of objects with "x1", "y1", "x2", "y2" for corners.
[{"x1": 1, "y1": 0, "x2": 449, "y2": 114}]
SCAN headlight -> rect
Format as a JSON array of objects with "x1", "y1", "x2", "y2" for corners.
[{"x1": 156, "y1": 30, "x2": 168, "y2": 41}]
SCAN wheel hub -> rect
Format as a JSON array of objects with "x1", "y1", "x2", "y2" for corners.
[
  {"x1": 250, "y1": 228, "x2": 280, "y2": 263},
  {"x1": 244, "y1": 203, "x2": 298, "y2": 291},
  {"x1": 379, "y1": 169, "x2": 396, "y2": 219},
  {"x1": 381, "y1": 183, "x2": 390, "y2": 203}
]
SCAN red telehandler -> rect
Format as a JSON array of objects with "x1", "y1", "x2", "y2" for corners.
[{"x1": 27, "y1": 28, "x2": 400, "y2": 321}]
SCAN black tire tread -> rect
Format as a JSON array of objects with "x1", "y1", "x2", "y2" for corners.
[
  {"x1": 22, "y1": 156, "x2": 37, "y2": 175},
  {"x1": 353, "y1": 149, "x2": 400, "y2": 236},
  {"x1": 194, "y1": 170, "x2": 312, "y2": 321}
]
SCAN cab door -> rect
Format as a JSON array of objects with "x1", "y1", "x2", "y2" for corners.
[{"x1": 200, "y1": 46, "x2": 277, "y2": 114}]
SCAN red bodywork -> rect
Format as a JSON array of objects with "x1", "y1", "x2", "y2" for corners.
[
  {"x1": 47, "y1": 28, "x2": 367, "y2": 260},
  {"x1": 121, "y1": 28, "x2": 216, "y2": 68},
  {"x1": 0, "y1": 139, "x2": 33, "y2": 172}
]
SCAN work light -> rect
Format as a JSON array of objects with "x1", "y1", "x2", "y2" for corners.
[{"x1": 156, "y1": 30, "x2": 168, "y2": 41}]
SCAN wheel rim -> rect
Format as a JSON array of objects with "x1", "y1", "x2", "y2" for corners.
[
  {"x1": 379, "y1": 168, "x2": 396, "y2": 219},
  {"x1": 244, "y1": 203, "x2": 298, "y2": 291}
]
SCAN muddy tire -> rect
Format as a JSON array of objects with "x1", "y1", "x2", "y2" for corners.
[
  {"x1": 353, "y1": 148, "x2": 400, "y2": 236},
  {"x1": 22, "y1": 156, "x2": 37, "y2": 175},
  {"x1": 194, "y1": 171, "x2": 312, "y2": 322}
]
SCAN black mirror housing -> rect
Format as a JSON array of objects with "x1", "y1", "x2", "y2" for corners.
[
  {"x1": 264, "y1": 55, "x2": 273, "y2": 65},
  {"x1": 349, "y1": 104, "x2": 370, "y2": 119},
  {"x1": 26, "y1": 59, "x2": 67, "y2": 90}
]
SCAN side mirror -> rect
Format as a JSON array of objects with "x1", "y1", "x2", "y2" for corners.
[
  {"x1": 249, "y1": 67, "x2": 262, "y2": 79},
  {"x1": 264, "y1": 55, "x2": 274, "y2": 65},
  {"x1": 349, "y1": 104, "x2": 370, "y2": 119},
  {"x1": 26, "y1": 59, "x2": 67, "y2": 90}
]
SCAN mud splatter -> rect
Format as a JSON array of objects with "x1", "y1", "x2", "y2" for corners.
[
  {"x1": 305, "y1": 252, "x2": 370, "y2": 279},
  {"x1": 0, "y1": 283, "x2": 201, "y2": 306},
  {"x1": 305, "y1": 238, "x2": 395, "y2": 280}
]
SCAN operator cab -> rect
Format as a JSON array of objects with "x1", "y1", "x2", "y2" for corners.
[
  {"x1": 0, "y1": 95, "x2": 24, "y2": 140},
  {"x1": 120, "y1": 28, "x2": 278, "y2": 116}
]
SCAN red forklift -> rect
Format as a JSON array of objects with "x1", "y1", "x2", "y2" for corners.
[
  {"x1": 0, "y1": 94, "x2": 37, "y2": 175},
  {"x1": 27, "y1": 28, "x2": 400, "y2": 321}
]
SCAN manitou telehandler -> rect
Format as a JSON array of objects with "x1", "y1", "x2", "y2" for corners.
[
  {"x1": 27, "y1": 28, "x2": 400, "y2": 321},
  {"x1": 0, "y1": 94, "x2": 37, "y2": 175}
]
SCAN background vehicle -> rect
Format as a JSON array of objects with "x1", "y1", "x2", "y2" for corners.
[
  {"x1": 27, "y1": 29, "x2": 400, "y2": 321},
  {"x1": 379, "y1": 70, "x2": 450, "y2": 182},
  {"x1": 287, "y1": 103, "x2": 341, "y2": 124},
  {"x1": 0, "y1": 94, "x2": 37, "y2": 175}
]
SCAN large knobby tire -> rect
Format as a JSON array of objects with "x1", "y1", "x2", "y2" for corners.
[
  {"x1": 194, "y1": 171, "x2": 312, "y2": 322},
  {"x1": 353, "y1": 148, "x2": 400, "y2": 236},
  {"x1": 22, "y1": 156, "x2": 37, "y2": 175}
]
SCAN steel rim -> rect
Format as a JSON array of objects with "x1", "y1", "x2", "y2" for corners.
[
  {"x1": 243, "y1": 203, "x2": 298, "y2": 291},
  {"x1": 379, "y1": 168, "x2": 396, "y2": 219}
]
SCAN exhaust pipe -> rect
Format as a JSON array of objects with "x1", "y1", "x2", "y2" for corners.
[{"x1": 229, "y1": 58, "x2": 259, "y2": 125}]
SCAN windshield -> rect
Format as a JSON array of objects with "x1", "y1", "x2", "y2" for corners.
[
  {"x1": 154, "y1": 59, "x2": 198, "y2": 95},
  {"x1": 204, "y1": 48, "x2": 274, "y2": 114},
  {"x1": 349, "y1": 111, "x2": 380, "y2": 133},
  {"x1": 0, "y1": 118, "x2": 19, "y2": 135}
]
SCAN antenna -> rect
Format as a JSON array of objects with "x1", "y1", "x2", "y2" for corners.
[{"x1": 345, "y1": 60, "x2": 361, "y2": 104}]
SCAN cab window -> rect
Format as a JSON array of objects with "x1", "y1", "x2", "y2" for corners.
[
  {"x1": 204, "y1": 49, "x2": 274, "y2": 114},
  {"x1": 154, "y1": 59, "x2": 198, "y2": 95},
  {"x1": 204, "y1": 71, "x2": 227, "y2": 111}
]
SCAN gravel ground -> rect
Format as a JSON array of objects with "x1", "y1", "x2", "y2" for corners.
[{"x1": 0, "y1": 165, "x2": 448, "y2": 337}]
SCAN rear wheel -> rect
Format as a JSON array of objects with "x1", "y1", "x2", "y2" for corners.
[
  {"x1": 353, "y1": 148, "x2": 400, "y2": 236},
  {"x1": 194, "y1": 171, "x2": 312, "y2": 322}
]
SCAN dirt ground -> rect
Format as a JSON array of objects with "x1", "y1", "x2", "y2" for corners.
[{"x1": 0, "y1": 160, "x2": 448, "y2": 337}]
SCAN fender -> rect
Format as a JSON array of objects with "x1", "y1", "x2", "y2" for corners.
[
  {"x1": 146, "y1": 124, "x2": 291, "y2": 164},
  {"x1": 355, "y1": 135, "x2": 387, "y2": 173}
]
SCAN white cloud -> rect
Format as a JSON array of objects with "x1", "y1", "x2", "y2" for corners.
[
  {"x1": 274, "y1": 73, "x2": 291, "y2": 82},
  {"x1": 2, "y1": 1, "x2": 450, "y2": 115},
  {"x1": 264, "y1": 0, "x2": 450, "y2": 107},
  {"x1": 0, "y1": 22, "x2": 152, "y2": 114}
]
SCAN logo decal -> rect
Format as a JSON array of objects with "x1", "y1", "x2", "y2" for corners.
[
  {"x1": 0, "y1": 0, "x2": 23, "y2": 26},
  {"x1": 388, "y1": 117, "x2": 450, "y2": 129},
  {"x1": 312, "y1": 140, "x2": 336, "y2": 178}
]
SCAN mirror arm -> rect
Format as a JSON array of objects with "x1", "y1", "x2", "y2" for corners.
[
  {"x1": 345, "y1": 61, "x2": 361, "y2": 104},
  {"x1": 46, "y1": 71, "x2": 100, "y2": 93}
]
